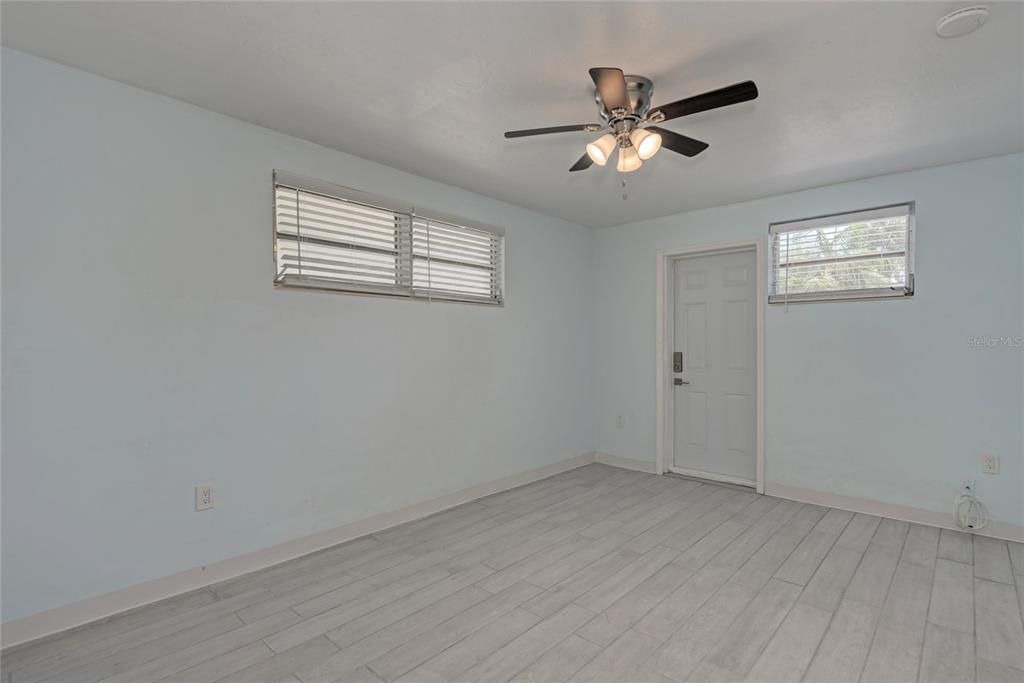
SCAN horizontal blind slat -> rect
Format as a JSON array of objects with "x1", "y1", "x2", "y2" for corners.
[
  {"x1": 280, "y1": 254, "x2": 402, "y2": 276},
  {"x1": 412, "y1": 229, "x2": 498, "y2": 252},
  {"x1": 276, "y1": 200, "x2": 399, "y2": 231}
]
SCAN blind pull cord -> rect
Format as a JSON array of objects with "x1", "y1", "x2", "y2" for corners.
[
  {"x1": 295, "y1": 188, "x2": 302, "y2": 278},
  {"x1": 784, "y1": 231, "x2": 790, "y2": 312},
  {"x1": 427, "y1": 219, "x2": 433, "y2": 303}
]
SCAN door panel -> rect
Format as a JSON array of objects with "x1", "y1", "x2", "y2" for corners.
[
  {"x1": 673, "y1": 250, "x2": 757, "y2": 483},
  {"x1": 687, "y1": 392, "x2": 708, "y2": 447},
  {"x1": 684, "y1": 303, "x2": 707, "y2": 368}
]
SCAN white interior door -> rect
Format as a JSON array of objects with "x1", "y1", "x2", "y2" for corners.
[{"x1": 672, "y1": 249, "x2": 757, "y2": 485}]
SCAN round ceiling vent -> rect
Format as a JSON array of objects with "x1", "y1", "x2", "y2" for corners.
[{"x1": 936, "y1": 6, "x2": 990, "y2": 38}]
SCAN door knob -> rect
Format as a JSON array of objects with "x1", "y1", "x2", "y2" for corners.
[{"x1": 674, "y1": 378, "x2": 690, "y2": 386}]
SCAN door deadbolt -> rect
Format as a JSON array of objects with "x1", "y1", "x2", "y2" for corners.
[{"x1": 673, "y1": 352, "x2": 683, "y2": 373}]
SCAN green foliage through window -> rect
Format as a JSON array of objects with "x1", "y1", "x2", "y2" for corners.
[{"x1": 770, "y1": 204, "x2": 913, "y2": 302}]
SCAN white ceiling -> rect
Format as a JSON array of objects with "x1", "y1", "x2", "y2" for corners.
[{"x1": 3, "y1": 2, "x2": 1022, "y2": 227}]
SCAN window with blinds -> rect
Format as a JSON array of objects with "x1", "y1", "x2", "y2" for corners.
[
  {"x1": 412, "y1": 218, "x2": 503, "y2": 303},
  {"x1": 769, "y1": 203, "x2": 914, "y2": 303},
  {"x1": 273, "y1": 171, "x2": 504, "y2": 304}
]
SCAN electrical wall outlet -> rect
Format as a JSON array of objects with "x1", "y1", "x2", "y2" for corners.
[
  {"x1": 980, "y1": 453, "x2": 1000, "y2": 474},
  {"x1": 616, "y1": 415, "x2": 625, "y2": 429},
  {"x1": 195, "y1": 482, "x2": 214, "y2": 511}
]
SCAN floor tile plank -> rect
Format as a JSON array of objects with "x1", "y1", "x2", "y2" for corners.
[
  {"x1": 803, "y1": 599, "x2": 877, "y2": 683},
  {"x1": 159, "y1": 641, "x2": 274, "y2": 683},
  {"x1": 936, "y1": 528, "x2": 973, "y2": 565},
  {"x1": 323, "y1": 566, "x2": 493, "y2": 649},
  {"x1": 835, "y1": 514, "x2": 881, "y2": 552},
  {"x1": 42, "y1": 613, "x2": 247, "y2": 683},
  {"x1": 302, "y1": 587, "x2": 491, "y2": 682},
  {"x1": 974, "y1": 537, "x2": 1015, "y2": 584},
  {"x1": 477, "y1": 534, "x2": 595, "y2": 594},
  {"x1": 773, "y1": 530, "x2": 839, "y2": 586},
  {"x1": 573, "y1": 546, "x2": 680, "y2": 614},
  {"x1": 365, "y1": 581, "x2": 542, "y2": 682},
  {"x1": 974, "y1": 578, "x2": 1024, "y2": 670},
  {"x1": 1007, "y1": 541, "x2": 1024, "y2": 575},
  {"x1": 871, "y1": 518, "x2": 910, "y2": 549},
  {"x1": 221, "y1": 635, "x2": 338, "y2": 683},
  {"x1": 633, "y1": 563, "x2": 735, "y2": 642},
  {"x1": 457, "y1": 604, "x2": 594, "y2": 683},
  {"x1": 843, "y1": 544, "x2": 901, "y2": 611},
  {"x1": 927, "y1": 558, "x2": 974, "y2": 634},
  {"x1": 102, "y1": 610, "x2": 303, "y2": 683},
  {"x1": 648, "y1": 582, "x2": 756, "y2": 682},
  {"x1": 798, "y1": 544, "x2": 863, "y2": 612},
  {"x1": 394, "y1": 609, "x2": 540, "y2": 683},
  {"x1": 744, "y1": 603, "x2": 832, "y2": 682},
  {"x1": 976, "y1": 657, "x2": 1024, "y2": 683},
  {"x1": 509, "y1": 634, "x2": 600, "y2": 683},
  {"x1": 900, "y1": 524, "x2": 939, "y2": 568},
  {"x1": 575, "y1": 564, "x2": 692, "y2": 647},
  {"x1": 567, "y1": 628, "x2": 660, "y2": 682},
  {"x1": 859, "y1": 560, "x2": 933, "y2": 683},
  {"x1": 703, "y1": 579, "x2": 802, "y2": 676},
  {"x1": 522, "y1": 548, "x2": 640, "y2": 619},
  {"x1": 919, "y1": 622, "x2": 974, "y2": 683}
]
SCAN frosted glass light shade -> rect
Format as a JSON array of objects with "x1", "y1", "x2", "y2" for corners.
[
  {"x1": 616, "y1": 145, "x2": 642, "y2": 173},
  {"x1": 630, "y1": 128, "x2": 662, "y2": 160},
  {"x1": 586, "y1": 134, "x2": 616, "y2": 166}
]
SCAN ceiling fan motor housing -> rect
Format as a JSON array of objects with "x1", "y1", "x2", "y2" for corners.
[{"x1": 596, "y1": 75, "x2": 654, "y2": 128}]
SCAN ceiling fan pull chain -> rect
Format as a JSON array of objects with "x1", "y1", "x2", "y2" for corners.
[{"x1": 621, "y1": 179, "x2": 628, "y2": 201}]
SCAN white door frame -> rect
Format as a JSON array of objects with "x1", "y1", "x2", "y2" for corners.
[{"x1": 655, "y1": 239, "x2": 766, "y2": 493}]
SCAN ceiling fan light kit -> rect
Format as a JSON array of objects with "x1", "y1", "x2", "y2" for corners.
[
  {"x1": 630, "y1": 128, "x2": 662, "y2": 160},
  {"x1": 586, "y1": 133, "x2": 617, "y2": 166},
  {"x1": 504, "y1": 67, "x2": 758, "y2": 175},
  {"x1": 616, "y1": 144, "x2": 643, "y2": 173}
]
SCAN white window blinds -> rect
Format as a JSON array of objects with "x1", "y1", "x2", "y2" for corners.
[
  {"x1": 274, "y1": 171, "x2": 504, "y2": 304},
  {"x1": 412, "y1": 218, "x2": 503, "y2": 303},
  {"x1": 769, "y1": 203, "x2": 914, "y2": 303}
]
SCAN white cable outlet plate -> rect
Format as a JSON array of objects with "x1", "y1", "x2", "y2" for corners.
[
  {"x1": 980, "y1": 454, "x2": 999, "y2": 474},
  {"x1": 195, "y1": 482, "x2": 214, "y2": 511}
]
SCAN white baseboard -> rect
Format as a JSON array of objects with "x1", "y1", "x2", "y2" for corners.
[
  {"x1": 764, "y1": 482, "x2": 1024, "y2": 543},
  {"x1": 594, "y1": 452, "x2": 658, "y2": 474},
  {"x1": 1, "y1": 452, "x2": 596, "y2": 650}
]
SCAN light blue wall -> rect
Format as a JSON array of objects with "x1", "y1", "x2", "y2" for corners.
[
  {"x1": 1, "y1": 49, "x2": 595, "y2": 621},
  {"x1": 593, "y1": 153, "x2": 1024, "y2": 527}
]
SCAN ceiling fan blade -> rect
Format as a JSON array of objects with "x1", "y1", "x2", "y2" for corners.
[
  {"x1": 569, "y1": 154, "x2": 594, "y2": 172},
  {"x1": 589, "y1": 67, "x2": 631, "y2": 112},
  {"x1": 504, "y1": 124, "x2": 598, "y2": 138},
  {"x1": 649, "y1": 81, "x2": 758, "y2": 123},
  {"x1": 647, "y1": 126, "x2": 709, "y2": 157}
]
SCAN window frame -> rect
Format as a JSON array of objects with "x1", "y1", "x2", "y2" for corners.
[
  {"x1": 768, "y1": 202, "x2": 915, "y2": 304},
  {"x1": 272, "y1": 170, "x2": 505, "y2": 306}
]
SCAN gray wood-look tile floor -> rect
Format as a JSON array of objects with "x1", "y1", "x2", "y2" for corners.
[{"x1": 4, "y1": 464, "x2": 1023, "y2": 683}]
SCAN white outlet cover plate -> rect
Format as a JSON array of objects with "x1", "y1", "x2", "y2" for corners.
[
  {"x1": 195, "y1": 482, "x2": 214, "y2": 511},
  {"x1": 980, "y1": 454, "x2": 1000, "y2": 474}
]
